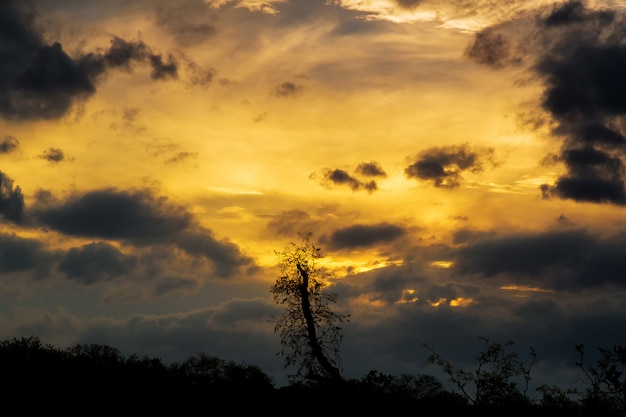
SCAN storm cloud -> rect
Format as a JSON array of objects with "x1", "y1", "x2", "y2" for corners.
[
  {"x1": 454, "y1": 228, "x2": 626, "y2": 290},
  {"x1": 468, "y1": 1, "x2": 626, "y2": 205}
]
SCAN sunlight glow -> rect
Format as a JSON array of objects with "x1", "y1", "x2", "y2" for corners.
[
  {"x1": 430, "y1": 260, "x2": 454, "y2": 269},
  {"x1": 429, "y1": 297, "x2": 447, "y2": 307},
  {"x1": 449, "y1": 297, "x2": 474, "y2": 307},
  {"x1": 501, "y1": 285, "x2": 554, "y2": 293},
  {"x1": 396, "y1": 289, "x2": 418, "y2": 304}
]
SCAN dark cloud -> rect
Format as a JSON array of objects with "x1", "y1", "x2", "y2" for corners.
[
  {"x1": 39, "y1": 147, "x2": 65, "y2": 163},
  {"x1": 541, "y1": 147, "x2": 626, "y2": 204},
  {"x1": 405, "y1": 143, "x2": 496, "y2": 188},
  {"x1": 149, "y1": 54, "x2": 178, "y2": 80},
  {"x1": 317, "y1": 168, "x2": 378, "y2": 193},
  {"x1": 265, "y1": 209, "x2": 315, "y2": 237},
  {"x1": 0, "y1": 233, "x2": 56, "y2": 278},
  {"x1": 0, "y1": 135, "x2": 19, "y2": 154},
  {"x1": 34, "y1": 188, "x2": 192, "y2": 242},
  {"x1": 328, "y1": 223, "x2": 405, "y2": 249},
  {"x1": 0, "y1": 171, "x2": 25, "y2": 223},
  {"x1": 355, "y1": 161, "x2": 387, "y2": 177},
  {"x1": 33, "y1": 187, "x2": 253, "y2": 278},
  {"x1": 468, "y1": 1, "x2": 626, "y2": 205},
  {"x1": 454, "y1": 228, "x2": 626, "y2": 290},
  {"x1": 273, "y1": 81, "x2": 303, "y2": 97},
  {"x1": 59, "y1": 242, "x2": 137, "y2": 285},
  {"x1": 0, "y1": 1, "x2": 176, "y2": 120}
]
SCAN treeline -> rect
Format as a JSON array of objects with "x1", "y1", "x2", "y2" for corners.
[{"x1": 0, "y1": 336, "x2": 624, "y2": 416}]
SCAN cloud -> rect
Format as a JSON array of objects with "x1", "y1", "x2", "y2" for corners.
[
  {"x1": 273, "y1": 81, "x2": 303, "y2": 97},
  {"x1": 316, "y1": 168, "x2": 378, "y2": 193},
  {"x1": 59, "y1": 242, "x2": 137, "y2": 285},
  {"x1": 467, "y1": 1, "x2": 626, "y2": 205},
  {"x1": 355, "y1": 161, "x2": 387, "y2": 177},
  {"x1": 149, "y1": 54, "x2": 178, "y2": 80},
  {"x1": 0, "y1": 1, "x2": 177, "y2": 120},
  {"x1": 0, "y1": 233, "x2": 57, "y2": 278},
  {"x1": 0, "y1": 136, "x2": 19, "y2": 154},
  {"x1": 404, "y1": 143, "x2": 497, "y2": 188},
  {"x1": 0, "y1": 171, "x2": 25, "y2": 223},
  {"x1": 327, "y1": 223, "x2": 406, "y2": 249},
  {"x1": 453, "y1": 228, "x2": 626, "y2": 291},
  {"x1": 32, "y1": 187, "x2": 254, "y2": 278},
  {"x1": 39, "y1": 147, "x2": 65, "y2": 164}
]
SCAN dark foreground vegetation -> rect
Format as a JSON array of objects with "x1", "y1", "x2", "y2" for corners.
[{"x1": 1, "y1": 336, "x2": 624, "y2": 416}]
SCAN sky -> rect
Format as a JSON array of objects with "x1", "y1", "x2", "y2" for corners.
[{"x1": 1, "y1": 0, "x2": 625, "y2": 390}]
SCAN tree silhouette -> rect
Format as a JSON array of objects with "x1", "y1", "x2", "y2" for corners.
[{"x1": 270, "y1": 232, "x2": 348, "y2": 383}]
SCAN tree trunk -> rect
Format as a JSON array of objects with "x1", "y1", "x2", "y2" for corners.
[{"x1": 296, "y1": 263, "x2": 342, "y2": 382}]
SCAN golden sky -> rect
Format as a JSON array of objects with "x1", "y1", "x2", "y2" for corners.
[{"x1": 1, "y1": 0, "x2": 625, "y2": 388}]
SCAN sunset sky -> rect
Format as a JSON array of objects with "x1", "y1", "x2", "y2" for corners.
[{"x1": 1, "y1": 0, "x2": 625, "y2": 390}]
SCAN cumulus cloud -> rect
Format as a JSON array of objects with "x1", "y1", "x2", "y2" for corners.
[
  {"x1": 467, "y1": 1, "x2": 626, "y2": 205},
  {"x1": 32, "y1": 187, "x2": 254, "y2": 278},
  {"x1": 404, "y1": 143, "x2": 497, "y2": 188},
  {"x1": 314, "y1": 161, "x2": 388, "y2": 193},
  {"x1": 0, "y1": 1, "x2": 178, "y2": 120}
]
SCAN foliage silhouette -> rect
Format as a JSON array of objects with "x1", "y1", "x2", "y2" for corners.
[
  {"x1": 0, "y1": 335, "x2": 625, "y2": 415},
  {"x1": 270, "y1": 232, "x2": 349, "y2": 383}
]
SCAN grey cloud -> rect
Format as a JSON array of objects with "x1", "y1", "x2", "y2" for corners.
[
  {"x1": 39, "y1": 147, "x2": 65, "y2": 164},
  {"x1": 33, "y1": 188, "x2": 192, "y2": 243},
  {"x1": 0, "y1": 136, "x2": 19, "y2": 154},
  {"x1": 60, "y1": 242, "x2": 137, "y2": 285},
  {"x1": 0, "y1": 1, "x2": 177, "y2": 120},
  {"x1": 468, "y1": 1, "x2": 626, "y2": 205},
  {"x1": 33, "y1": 187, "x2": 254, "y2": 278},
  {"x1": 405, "y1": 143, "x2": 496, "y2": 188},
  {"x1": 318, "y1": 168, "x2": 378, "y2": 193},
  {"x1": 454, "y1": 228, "x2": 626, "y2": 290},
  {"x1": 150, "y1": 54, "x2": 178, "y2": 80},
  {"x1": 0, "y1": 233, "x2": 57, "y2": 278},
  {"x1": 355, "y1": 161, "x2": 387, "y2": 177},
  {"x1": 328, "y1": 223, "x2": 406, "y2": 250},
  {"x1": 0, "y1": 171, "x2": 25, "y2": 223},
  {"x1": 176, "y1": 230, "x2": 254, "y2": 278}
]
